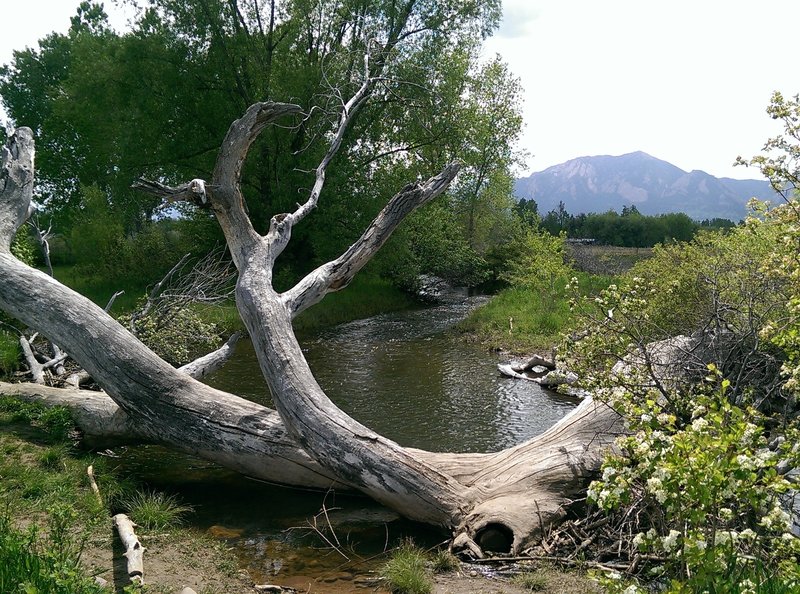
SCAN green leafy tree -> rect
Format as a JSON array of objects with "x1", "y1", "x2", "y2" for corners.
[
  {"x1": 501, "y1": 228, "x2": 571, "y2": 298},
  {"x1": 1, "y1": 0, "x2": 522, "y2": 287}
]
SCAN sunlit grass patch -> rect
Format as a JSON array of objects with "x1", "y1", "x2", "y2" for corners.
[
  {"x1": 121, "y1": 489, "x2": 194, "y2": 531},
  {"x1": 381, "y1": 539, "x2": 433, "y2": 594}
]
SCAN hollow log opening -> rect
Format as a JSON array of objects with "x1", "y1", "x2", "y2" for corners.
[{"x1": 475, "y1": 523, "x2": 514, "y2": 555}]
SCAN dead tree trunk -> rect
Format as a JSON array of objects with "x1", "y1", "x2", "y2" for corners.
[{"x1": 0, "y1": 113, "x2": 623, "y2": 553}]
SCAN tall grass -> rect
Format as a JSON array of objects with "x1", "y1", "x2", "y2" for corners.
[
  {"x1": 0, "y1": 330, "x2": 20, "y2": 377},
  {"x1": 121, "y1": 490, "x2": 193, "y2": 530},
  {"x1": 380, "y1": 540, "x2": 433, "y2": 594},
  {"x1": 459, "y1": 273, "x2": 613, "y2": 353}
]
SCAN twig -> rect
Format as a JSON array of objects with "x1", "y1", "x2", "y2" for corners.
[{"x1": 87, "y1": 465, "x2": 102, "y2": 505}]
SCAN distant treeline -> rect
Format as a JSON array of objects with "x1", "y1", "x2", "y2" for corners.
[{"x1": 515, "y1": 199, "x2": 737, "y2": 247}]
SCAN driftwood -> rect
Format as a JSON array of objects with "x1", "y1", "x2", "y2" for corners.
[
  {"x1": 0, "y1": 100, "x2": 625, "y2": 554},
  {"x1": 87, "y1": 464, "x2": 102, "y2": 505},
  {"x1": 113, "y1": 513, "x2": 145, "y2": 585}
]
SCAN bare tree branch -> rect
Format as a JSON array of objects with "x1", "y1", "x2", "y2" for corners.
[
  {"x1": 284, "y1": 163, "x2": 460, "y2": 316},
  {"x1": 178, "y1": 331, "x2": 243, "y2": 379},
  {"x1": 0, "y1": 127, "x2": 35, "y2": 252}
]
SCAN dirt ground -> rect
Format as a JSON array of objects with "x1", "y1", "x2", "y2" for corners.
[
  {"x1": 81, "y1": 539, "x2": 601, "y2": 593},
  {"x1": 81, "y1": 526, "x2": 254, "y2": 594},
  {"x1": 83, "y1": 530, "x2": 600, "y2": 594}
]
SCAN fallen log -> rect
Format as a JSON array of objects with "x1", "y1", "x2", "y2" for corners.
[
  {"x1": 0, "y1": 117, "x2": 627, "y2": 554},
  {"x1": 113, "y1": 513, "x2": 145, "y2": 585}
]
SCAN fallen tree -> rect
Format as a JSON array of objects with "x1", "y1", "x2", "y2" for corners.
[{"x1": 0, "y1": 100, "x2": 624, "y2": 555}]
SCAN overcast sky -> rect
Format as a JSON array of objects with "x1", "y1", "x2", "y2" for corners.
[{"x1": 1, "y1": 0, "x2": 798, "y2": 180}]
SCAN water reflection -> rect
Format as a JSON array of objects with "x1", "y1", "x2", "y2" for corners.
[
  {"x1": 120, "y1": 299, "x2": 580, "y2": 592},
  {"x1": 205, "y1": 298, "x2": 578, "y2": 453}
]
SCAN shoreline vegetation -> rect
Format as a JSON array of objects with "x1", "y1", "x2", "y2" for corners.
[{"x1": 0, "y1": 397, "x2": 252, "y2": 594}]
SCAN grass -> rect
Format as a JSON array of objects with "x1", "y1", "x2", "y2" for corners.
[
  {"x1": 49, "y1": 264, "x2": 417, "y2": 337},
  {"x1": 293, "y1": 274, "x2": 417, "y2": 334},
  {"x1": 49, "y1": 264, "x2": 149, "y2": 314},
  {"x1": 0, "y1": 330, "x2": 20, "y2": 377},
  {"x1": 568, "y1": 244, "x2": 653, "y2": 275},
  {"x1": 195, "y1": 272, "x2": 418, "y2": 338},
  {"x1": 430, "y1": 548, "x2": 460, "y2": 573},
  {"x1": 121, "y1": 489, "x2": 193, "y2": 531},
  {"x1": 0, "y1": 511, "x2": 107, "y2": 594},
  {"x1": 381, "y1": 540, "x2": 434, "y2": 594},
  {"x1": 0, "y1": 398, "x2": 246, "y2": 593},
  {"x1": 458, "y1": 272, "x2": 613, "y2": 353},
  {"x1": 512, "y1": 570, "x2": 549, "y2": 591}
]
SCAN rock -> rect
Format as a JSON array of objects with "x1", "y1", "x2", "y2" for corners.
[
  {"x1": 416, "y1": 275, "x2": 468, "y2": 303},
  {"x1": 206, "y1": 524, "x2": 244, "y2": 539},
  {"x1": 535, "y1": 369, "x2": 578, "y2": 387}
]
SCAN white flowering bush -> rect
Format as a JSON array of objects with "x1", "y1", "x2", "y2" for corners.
[
  {"x1": 556, "y1": 93, "x2": 800, "y2": 593},
  {"x1": 587, "y1": 369, "x2": 800, "y2": 591}
]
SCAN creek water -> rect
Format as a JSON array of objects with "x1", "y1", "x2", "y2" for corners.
[{"x1": 116, "y1": 297, "x2": 580, "y2": 591}]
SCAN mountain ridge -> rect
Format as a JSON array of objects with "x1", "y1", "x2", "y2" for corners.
[{"x1": 513, "y1": 151, "x2": 775, "y2": 221}]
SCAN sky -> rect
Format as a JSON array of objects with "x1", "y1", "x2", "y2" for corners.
[
  {"x1": 483, "y1": 0, "x2": 800, "y2": 179},
  {"x1": 1, "y1": 0, "x2": 798, "y2": 180}
]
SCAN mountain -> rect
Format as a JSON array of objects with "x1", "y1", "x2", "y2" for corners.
[{"x1": 513, "y1": 151, "x2": 775, "y2": 222}]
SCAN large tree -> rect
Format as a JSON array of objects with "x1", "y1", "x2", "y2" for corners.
[{"x1": 0, "y1": 72, "x2": 623, "y2": 556}]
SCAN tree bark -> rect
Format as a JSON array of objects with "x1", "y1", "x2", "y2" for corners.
[
  {"x1": 0, "y1": 115, "x2": 624, "y2": 554},
  {"x1": 113, "y1": 513, "x2": 145, "y2": 585}
]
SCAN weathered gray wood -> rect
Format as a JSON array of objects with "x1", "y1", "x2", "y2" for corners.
[
  {"x1": 113, "y1": 514, "x2": 145, "y2": 584},
  {"x1": 19, "y1": 335, "x2": 45, "y2": 384},
  {"x1": 178, "y1": 331, "x2": 242, "y2": 379},
  {"x1": 0, "y1": 112, "x2": 625, "y2": 554}
]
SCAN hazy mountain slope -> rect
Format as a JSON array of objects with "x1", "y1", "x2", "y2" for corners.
[{"x1": 514, "y1": 151, "x2": 774, "y2": 221}]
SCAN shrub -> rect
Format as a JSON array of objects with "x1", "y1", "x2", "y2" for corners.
[
  {"x1": 0, "y1": 508, "x2": 105, "y2": 594},
  {"x1": 380, "y1": 540, "x2": 433, "y2": 594}
]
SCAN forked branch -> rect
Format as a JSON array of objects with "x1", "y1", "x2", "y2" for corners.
[{"x1": 284, "y1": 163, "x2": 460, "y2": 316}]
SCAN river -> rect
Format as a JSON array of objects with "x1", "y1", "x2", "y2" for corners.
[{"x1": 117, "y1": 297, "x2": 580, "y2": 590}]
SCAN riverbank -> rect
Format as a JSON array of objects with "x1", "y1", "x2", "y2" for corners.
[
  {"x1": 0, "y1": 397, "x2": 600, "y2": 594},
  {"x1": 48, "y1": 263, "x2": 418, "y2": 336},
  {"x1": 0, "y1": 397, "x2": 253, "y2": 593},
  {"x1": 457, "y1": 273, "x2": 613, "y2": 354}
]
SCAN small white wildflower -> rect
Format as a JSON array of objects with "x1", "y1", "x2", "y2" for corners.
[
  {"x1": 691, "y1": 417, "x2": 708, "y2": 432},
  {"x1": 740, "y1": 578, "x2": 756, "y2": 594},
  {"x1": 739, "y1": 529, "x2": 756, "y2": 540},
  {"x1": 632, "y1": 532, "x2": 646, "y2": 549},
  {"x1": 662, "y1": 530, "x2": 680, "y2": 551},
  {"x1": 742, "y1": 423, "x2": 758, "y2": 441},
  {"x1": 646, "y1": 477, "x2": 662, "y2": 492},
  {"x1": 694, "y1": 539, "x2": 706, "y2": 550},
  {"x1": 719, "y1": 508, "x2": 733, "y2": 521},
  {"x1": 602, "y1": 466, "x2": 617, "y2": 481}
]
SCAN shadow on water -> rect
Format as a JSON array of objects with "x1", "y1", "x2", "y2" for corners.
[{"x1": 114, "y1": 297, "x2": 580, "y2": 591}]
